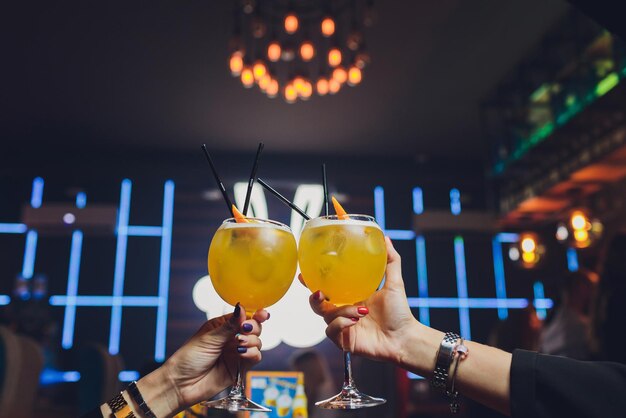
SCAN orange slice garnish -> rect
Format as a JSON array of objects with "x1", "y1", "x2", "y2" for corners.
[
  {"x1": 232, "y1": 205, "x2": 250, "y2": 223},
  {"x1": 331, "y1": 196, "x2": 349, "y2": 220}
]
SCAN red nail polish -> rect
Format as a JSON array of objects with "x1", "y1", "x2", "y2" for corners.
[
  {"x1": 351, "y1": 317, "x2": 359, "y2": 322},
  {"x1": 357, "y1": 307, "x2": 369, "y2": 315},
  {"x1": 313, "y1": 290, "x2": 322, "y2": 301}
]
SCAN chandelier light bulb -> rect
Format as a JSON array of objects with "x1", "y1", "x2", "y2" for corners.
[
  {"x1": 316, "y1": 78, "x2": 329, "y2": 95},
  {"x1": 571, "y1": 211, "x2": 587, "y2": 230},
  {"x1": 241, "y1": 67, "x2": 255, "y2": 88},
  {"x1": 328, "y1": 78, "x2": 341, "y2": 94},
  {"x1": 521, "y1": 237, "x2": 536, "y2": 253},
  {"x1": 321, "y1": 17, "x2": 335, "y2": 37},
  {"x1": 267, "y1": 42, "x2": 282, "y2": 62},
  {"x1": 347, "y1": 65, "x2": 362, "y2": 86},
  {"x1": 332, "y1": 66, "x2": 347, "y2": 84},
  {"x1": 258, "y1": 74, "x2": 271, "y2": 91},
  {"x1": 300, "y1": 41, "x2": 315, "y2": 61},
  {"x1": 266, "y1": 79, "x2": 279, "y2": 97},
  {"x1": 301, "y1": 81, "x2": 313, "y2": 99},
  {"x1": 284, "y1": 83, "x2": 298, "y2": 103},
  {"x1": 229, "y1": 52, "x2": 244, "y2": 76},
  {"x1": 284, "y1": 13, "x2": 299, "y2": 34},
  {"x1": 293, "y1": 76, "x2": 306, "y2": 94},
  {"x1": 328, "y1": 48, "x2": 342, "y2": 67},
  {"x1": 253, "y1": 60, "x2": 267, "y2": 80}
]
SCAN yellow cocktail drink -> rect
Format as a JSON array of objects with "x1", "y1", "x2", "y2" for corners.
[
  {"x1": 208, "y1": 218, "x2": 297, "y2": 312},
  {"x1": 298, "y1": 215, "x2": 386, "y2": 305}
]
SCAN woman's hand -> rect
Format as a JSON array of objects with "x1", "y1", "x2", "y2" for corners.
[
  {"x1": 136, "y1": 304, "x2": 269, "y2": 416},
  {"x1": 303, "y1": 237, "x2": 420, "y2": 365}
]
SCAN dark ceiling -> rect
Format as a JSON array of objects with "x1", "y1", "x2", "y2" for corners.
[{"x1": 3, "y1": 0, "x2": 569, "y2": 159}]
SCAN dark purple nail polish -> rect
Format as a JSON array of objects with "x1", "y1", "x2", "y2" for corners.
[
  {"x1": 242, "y1": 323, "x2": 253, "y2": 333},
  {"x1": 267, "y1": 312, "x2": 271, "y2": 320},
  {"x1": 233, "y1": 303, "x2": 241, "y2": 319},
  {"x1": 237, "y1": 346, "x2": 248, "y2": 354}
]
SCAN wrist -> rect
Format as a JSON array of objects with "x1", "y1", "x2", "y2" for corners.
[
  {"x1": 135, "y1": 366, "x2": 183, "y2": 418},
  {"x1": 396, "y1": 320, "x2": 444, "y2": 377}
]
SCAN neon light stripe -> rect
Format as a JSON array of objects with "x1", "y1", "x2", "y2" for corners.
[
  {"x1": 50, "y1": 295, "x2": 161, "y2": 306},
  {"x1": 492, "y1": 237, "x2": 509, "y2": 320},
  {"x1": 567, "y1": 248, "x2": 579, "y2": 272},
  {"x1": 385, "y1": 229, "x2": 415, "y2": 240},
  {"x1": 21, "y1": 230, "x2": 38, "y2": 279},
  {"x1": 406, "y1": 297, "x2": 553, "y2": 309},
  {"x1": 450, "y1": 188, "x2": 461, "y2": 215},
  {"x1": 155, "y1": 180, "x2": 175, "y2": 361},
  {"x1": 30, "y1": 177, "x2": 44, "y2": 208},
  {"x1": 40, "y1": 369, "x2": 80, "y2": 385},
  {"x1": 415, "y1": 235, "x2": 430, "y2": 325},
  {"x1": 412, "y1": 187, "x2": 424, "y2": 214},
  {"x1": 454, "y1": 236, "x2": 471, "y2": 340},
  {"x1": 0, "y1": 223, "x2": 27, "y2": 233},
  {"x1": 496, "y1": 232, "x2": 519, "y2": 243},
  {"x1": 126, "y1": 226, "x2": 163, "y2": 236},
  {"x1": 533, "y1": 282, "x2": 547, "y2": 320},
  {"x1": 76, "y1": 192, "x2": 87, "y2": 209},
  {"x1": 61, "y1": 230, "x2": 83, "y2": 349},
  {"x1": 119, "y1": 370, "x2": 141, "y2": 382},
  {"x1": 0, "y1": 295, "x2": 10, "y2": 305},
  {"x1": 109, "y1": 179, "x2": 132, "y2": 355},
  {"x1": 373, "y1": 186, "x2": 386, "y2": 230}
]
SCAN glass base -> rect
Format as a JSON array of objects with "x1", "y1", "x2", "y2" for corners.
[
  {"x1": 315, "y1": 385, "x2": 386, "y2": 410},
  {"x1": 202, "y1": 395, "x2": 271, "y2": 412}
]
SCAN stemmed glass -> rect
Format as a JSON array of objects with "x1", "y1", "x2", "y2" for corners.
[
  {"x1": 298, "y1": 214, "x2": 387, "y2": 409},
  {"x1": 204, "y1": 217, "x2": 298, "y2": 412}
]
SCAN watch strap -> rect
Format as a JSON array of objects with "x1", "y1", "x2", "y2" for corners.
[{"x1": 107, "y1": 393, "x2": 135, "y2": 418}]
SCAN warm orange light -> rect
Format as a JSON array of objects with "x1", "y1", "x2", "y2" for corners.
[
  {"x1": 332, "y1": 66, "x2": 347, "y2": 84},
  {"x1": 229, "y1": 52, "x2": 244, "y2": 76},
  {"x1": 321, "y1": 17, "x2": 335, "y2": 37},
  {"x1": 328, "y1": 48, "x2": 342, "y2": 67},
  {"x1": 521, "y1": 237, "x2": 536, "y2": 253},
  {"x1": 348, "y1": 66, "x2": 362, "y2": 86},
  {"x1": 284, "y1": 83, "x2": 298, "y2": 102},
  {"x1": 266, "y1": 79, "x2": 279, "y2": 98},
  {"x1": 253, "y1": 61, "x2": 267, "y2": 80},
  {"x1": 571, "y1": 211, "x2": 587, "y2": 230},
  {"x1": 522, "y1": 251, "x2": 536, "y2": 264},
  {"x1": 328, "y1": 78, "x2": 341, "y2": 94},
  {"x1": 316, "y1": 78, "x2": 329, "y2": 95},
  {"x1": 284, "y1": 13, "x2": 299, "y2": 34},
  {"x1": 301, "y1": 81, "x2": 313, "y2": 99},
  {"x1": 574, "y1": 229, "x2": 589, "y2": 243},
  {"x1": 267, "y1": 42, "x2": 282, "y2": 62},
  {"x1": 293, "y1": 76, "x2": 306, "y2": 94},
  {"x1": 241, "y1": 67, "x2": 254, "y2": 88},
  {"x1": 300, "y1": 41, "x2": 315, "y2": 61},
  {"x1": 258, "y1": 74, "x2": 271, "y2": 91}
]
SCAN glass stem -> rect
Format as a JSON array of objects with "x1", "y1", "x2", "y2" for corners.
[
  {"x1": 229, "y1": 360, "x2": 244, "y2": 398},
  {"x1": 343, "y1": 350, "x2": 355, "y2": 389}
]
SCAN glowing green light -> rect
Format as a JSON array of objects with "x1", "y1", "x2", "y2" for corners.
[{"x1": 595, "y1": 72, "x2": 619, "y2": 97}]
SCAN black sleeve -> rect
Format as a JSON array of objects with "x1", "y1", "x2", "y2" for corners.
[
  {"x1": 81, "y1": 407, "x2": 104, "y2": 418},
  {"x1": 510, "y1": 349, "x2": 626, "y2": 418}
]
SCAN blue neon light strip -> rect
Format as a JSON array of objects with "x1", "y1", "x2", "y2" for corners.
[
  {"x1": 407, "y1": 297, "x2": 553, "y2": 309},
  {"x1": 492, "y1": 237, "x2": 509, "y2": 320},
  {"x1": 413, "y1": 187, "x2": 424, "y2": 214},
  {"x1": 109, "y1": 179, "x2": 132, "y2": 355},
  {"x1": 0, "y1": 295, "x2": 10, "y2": 305},
  {"x1": 567, "y1": 248, "x2": 579, "y2": 272},
  {"x1": 61, "y1": 230, "x2": 84, "y2": 349},
  {"x1": 415, "y1": 235, "x2": 430, "y2": 326},
  {"x1": 50, "y1": 295, "x2": 161, "y2": 306},
  {"x1": 76, "y1": 192, "x2": 87, "y2": 209},
  {"x1": 533, "y1": 281, "x2": 547, "y2": 320},
  {"x1": 453, "y1": 236, "x2": 471, "y2": 339},
  {"x1": 373, "y1": 186, "x2": 386, "y2": 230},
  {"x1": 155, "y1": 180, "x2": 175, "y2": 361},
  {"x1": 126, "y1": 226, "x2": 163, "y2": 236},
  {"x1": 30, "y1": 177, "x2": 44, "y2": 208},
  {"x1": 450, "y1": 188, "x2": 461, "y2": 215},
  {"x1": 496, "y1": 232, "x2": 519, "y2": 243},
  {"x1": 39, "y1": 369, "x2": 140, "y2": 384},
  {"x1": 0, "y1": 223, "x2": 27, "y2": 233},
  {"x1": 21, "y1": 230, "x2": 38, "y2": 279},
  {"x1": 385, "y1": 229, "x2": 416, "y2": 240},
  {"x1": 119, "y1": 370, "x2": 141, "y2": 382}
]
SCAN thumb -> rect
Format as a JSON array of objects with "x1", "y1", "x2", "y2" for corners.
[{"x1": 382, "y1": 236, "x2": 404, "y2": 290}]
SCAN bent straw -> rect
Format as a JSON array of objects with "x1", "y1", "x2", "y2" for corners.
[
  {"x1": 243, "y1": 142, "x2": 264, "y2": 216},
  {"x1": 257, "y1": 178, "x2": 311, "y2": 220},
  {"x1": 322, "y1": 163, "x2": 329, "y2": 216},
  {"x1": 201, "y1": 144, "x2": 234, "y2": 216}
]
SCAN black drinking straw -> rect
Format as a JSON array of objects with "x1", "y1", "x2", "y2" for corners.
[
  {"x1": 257, "y1": 178, "x2": 311, "y2": 220},
  {"x1": 322, "y1": 163, "x2": 329, "y2": 216},
  {"x1": 243, "y1": 142, "x2": 264, "y2": 216},
  {"x1": 201, "y1": 144, "x2": 234, "y2": 216}
]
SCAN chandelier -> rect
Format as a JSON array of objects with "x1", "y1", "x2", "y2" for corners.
[{"x1": 227, "y1": 0, "x2": 376, "y2": 103}]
